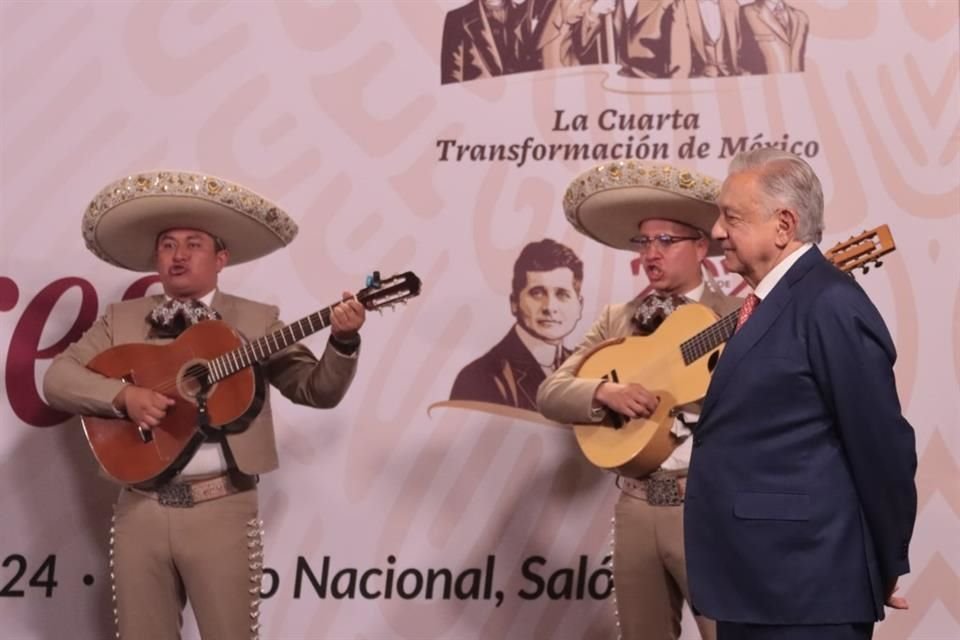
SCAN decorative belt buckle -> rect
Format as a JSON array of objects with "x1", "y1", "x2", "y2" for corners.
[
  {"x1": 157, "y1": 482, "x2": 195, "y2": 508},
  {"x1": 646, "y1": 477, "x2": 683, "y2": 507}
]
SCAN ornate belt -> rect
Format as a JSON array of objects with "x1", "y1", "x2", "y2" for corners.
[
  {"x1": 619, "y1": 473, "x2": 686, "y2": 507},
  {"x1": 136, "y1": 472, "x2": 257, "y2": 508}
]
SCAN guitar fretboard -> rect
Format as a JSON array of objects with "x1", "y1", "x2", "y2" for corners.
[
  {"x1": 206, "y1": 307, "x2": 334, "y2": 383},
  {"x1": 678, "y1": 310, "x2": 739, "y2": 365}
]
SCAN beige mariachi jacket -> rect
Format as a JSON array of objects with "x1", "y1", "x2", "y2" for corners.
[
  {"x1": 537, "y1": 286, "x2": 740, "y2": 424},
  {"x1": 43, "y1": 290, "x2": 358, "y2": 477}
]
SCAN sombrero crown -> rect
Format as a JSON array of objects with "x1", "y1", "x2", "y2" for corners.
[
  {"x1": 563, "y1": 161, "x2": 722, "y2": 255},
  {"x1": 82, "y1": 171, "x2": 298, "y2": 272}
]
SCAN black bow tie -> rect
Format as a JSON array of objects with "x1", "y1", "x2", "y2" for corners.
[
  {"x1": 147, "y1": 298, "x2": 221, "y2": 338},
  {"x1": 632, "y1": 292, "x2": 687, "y2": 336}
]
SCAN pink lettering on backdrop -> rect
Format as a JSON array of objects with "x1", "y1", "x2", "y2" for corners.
[
  {"x1": 3, "y1": 274, "x2": 160, "y2": 427},
  {"x1": 6, "y1": 277, "x2": 98, "y2": 427}
]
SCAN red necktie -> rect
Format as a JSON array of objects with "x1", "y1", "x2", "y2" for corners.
[{"x1": 735, "y1": 294, "x2": 760, "y2": 333}]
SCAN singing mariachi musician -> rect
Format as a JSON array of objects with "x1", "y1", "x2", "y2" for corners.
[
  {"x1": 42, "y1": 171, "x2": 365, "y2": 640},
  {"x1": 537, "y1": 162, "x2": 741, "y2": 640}
]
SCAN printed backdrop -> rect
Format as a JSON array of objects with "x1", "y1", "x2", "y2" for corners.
[{"x1": 1, "y1": 1, "x2": 957, "y2": 639}]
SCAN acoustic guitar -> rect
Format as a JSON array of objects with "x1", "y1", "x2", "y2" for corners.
[
  {"x1": 573, "y1": 225, "x2": 896, "y2": 478},
  {"x1": 82, "y1": 271, "x2": 421, "y2": 488}
]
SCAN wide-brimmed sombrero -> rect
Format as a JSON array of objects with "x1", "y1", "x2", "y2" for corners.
[
  {"x1": 563, "y1": 161, "x2": 723, "y2": 255},
  {"x1": 82, "y1": 171, "x2": 299, "y2": 272}
]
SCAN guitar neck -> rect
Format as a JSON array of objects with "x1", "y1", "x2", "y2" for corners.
[
  {"x1": 207, "y1": 306, "x2": 335, "y2": 384},
  {"x1": 679, "y1": 309, "x2": 739, "y2": 365},
  {"x1": 678, "y1": 230, "x2": 893, "y2": 365}
]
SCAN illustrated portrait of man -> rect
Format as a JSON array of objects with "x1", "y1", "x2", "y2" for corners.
[
  {"x1": 449, "y1": 238, "x2": 584, "y2": 411},
  {"x1": 441, "y1": 0, "x2": 529, "y2": 83},
  {"x1": 575, "y1": 0, "x2": 675, "y2": 77},
  {"x1": 739, "y1": 0, "x2": 809, "y2": 74},
  {"x1": 522, "y1": 0, "x2": 598, "y2": 70},
  {"x1": 672, "y1": 0, "x2": 742, "y2": 78}
]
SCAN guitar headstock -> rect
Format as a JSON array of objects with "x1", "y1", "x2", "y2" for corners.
[
  {"x1": 824, "y1": 224, "x2": 896, "y2": 276},
  {"x1": 356, "y1": 271, "x2": 422, "y2": 312}
]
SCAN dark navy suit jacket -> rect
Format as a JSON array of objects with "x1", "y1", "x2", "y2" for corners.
[{"x1": 684, "y1": 246, "x2": 917, "y2": 624}]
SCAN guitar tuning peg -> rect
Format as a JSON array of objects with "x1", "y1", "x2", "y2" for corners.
[
  {"x1": 862, "y1": 265, "x2": 870, "y2": 274},
  {"x1": 874, "y1": 261, "x2": 883, "y2": 268},
  {"x1": 366, "y1": 271, "x2": 382, "y2": 288}
]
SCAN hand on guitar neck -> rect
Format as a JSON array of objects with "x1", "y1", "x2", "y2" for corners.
[
  {"x1": 330, "y1": 290, "x2": 366, "y2": 340},
  {"x1": 594, "y1": 381, "x2": 659, "y2": 419}
]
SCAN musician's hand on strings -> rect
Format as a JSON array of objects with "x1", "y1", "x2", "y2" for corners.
[
  {"x1": 331, "y1": 291, "x2": 366, "y2": 338},
  {"x1": 115, "y1": 385, "x2": 175, "y2": 429},
  {"x1": 594, "y1": 382, "x2": 659, "y2": 418}
]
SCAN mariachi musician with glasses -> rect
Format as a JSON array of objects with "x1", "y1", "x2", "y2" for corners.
[{"x1": 537, "y1": 161, "x2": 741, "y2": 640}]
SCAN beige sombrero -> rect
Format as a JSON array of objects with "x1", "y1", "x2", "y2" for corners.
[
  {"x1": 82, "y1": 171, "x2": 298, "y2": 272},
  {"x1": 563, "y1": 161, "x2": 723, "y2": 256}
]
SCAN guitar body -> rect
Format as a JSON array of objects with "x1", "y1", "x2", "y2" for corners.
[
  {"x1": 82, "y1": 320, "x2": 264, "y2": 488},
  {"x1": 574, "y1": 303, "x2": 723, "y2": 478},
  {"x1": 571, "y1": 226, "x2": 896, "y2": 476}
]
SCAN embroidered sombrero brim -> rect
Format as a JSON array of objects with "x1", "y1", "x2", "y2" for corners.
[
  {"x1": 564, "y1": 162, "x2": 723, "y2": 256},
  {"x1": 82, "y1": 171, "x2": 298, "y2": 272}
]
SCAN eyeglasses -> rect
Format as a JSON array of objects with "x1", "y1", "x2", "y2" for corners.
[{"x1": 629, "y1": 234, "x2": 702, "y2": 253}]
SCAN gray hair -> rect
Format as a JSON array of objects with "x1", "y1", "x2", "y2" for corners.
[{"x1": 728, "y1": 149, "x2": 824, "y2": 243}]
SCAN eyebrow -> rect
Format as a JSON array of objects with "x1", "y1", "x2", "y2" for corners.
[{"x1": 158, "y1": 233, "x2": 206, "y2": 242}]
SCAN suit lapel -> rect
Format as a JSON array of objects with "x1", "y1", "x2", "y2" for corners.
[
  {"x1": 755, "y1": 3, "x2": 790, "y2": 43},
  {"x1": 465, "y1": 4, "x2": 503, "y2": 76},
  {"x1": 499, "y1": 329, "x2": 547, "y2": 408},
  {"x1": 138, "y1": 294, "x2": 166, "y2": 341},
  {"x1": 699, "y1": 248, "x2": 822, "y2": 420},
  {"x1": 699, "y1": 286, "x2": 732, "y2": 317},
  {"x1": 211, "y1": 290, "x2": 235, "y2": 324},
  {"x1": 720, "y1": 0, "x2": 740, "y2": 62},
  {"x1": 683, "y1": 0, "x2": 708, "y2": 60}
]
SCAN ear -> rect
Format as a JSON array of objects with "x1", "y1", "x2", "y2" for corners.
[
  {"x1": 774, "y1": 208, "x2": 799, "y2": 248},
  {"x1": 694, "y1": 236, "x2": 709, "y2": 261},
  {"x1": 215, "y1": 249, "x2": 230, "y2": 272},
  {"x1": 509, "y1": 294, "x2": 518, "y2": 318}
]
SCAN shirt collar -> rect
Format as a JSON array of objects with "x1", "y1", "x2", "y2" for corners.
[
  {"x1": 164, "y1": 288, "x2": 217, "y2": 307},
  {"x1": 752, "y1": 244, "x2": 812, "y2": 300},
  {"x1": 514, "y1": 324, "x2": 562, "y2": 368},
  {"x1": 681, "y1": 281, "x2": 706, "y2": 303}
]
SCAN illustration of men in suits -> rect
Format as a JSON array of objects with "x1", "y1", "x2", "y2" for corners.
[
  {"x1": 449, "y1": 238, "x2": 584, "y2": 411},
  {"x1": 521, "y1": 0, "x2": 598, "y2": 69},
  {"x1": 441, "y1": 0, "x2": 528, "y2": 83},
  {"x1": 672, "y1": 0, "x2": 742, "y2": 77},
  {"x1": 685, "y1": 149, "x2": 917, "y2": 639},
  {"x1": 42, "y1": 171, "x2": 365, "y2": 639},
  {"x1": 577, "y1": 0, "x2": 742, "y2": 78},
  {"x1": 740, "y1": 0, "x2": 809, "y2": 74},
  {"x1": 576, "y1": 0, "x2": 676, "y2": 76},
  {"x1": 538, "y1": 161, "x2": 741, "y2": 640}
]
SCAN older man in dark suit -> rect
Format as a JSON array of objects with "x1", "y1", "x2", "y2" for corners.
[{"x1": 684, "y1": 149, "x2": 917, "y2": 640}]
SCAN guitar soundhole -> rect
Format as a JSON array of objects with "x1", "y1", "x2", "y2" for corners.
[
  {"x1": 707, "y1": 351, "x2": 720, "y2": 372},
  {"x1": 177, "y1": 360, "x2": 217, "y2": 403}
]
